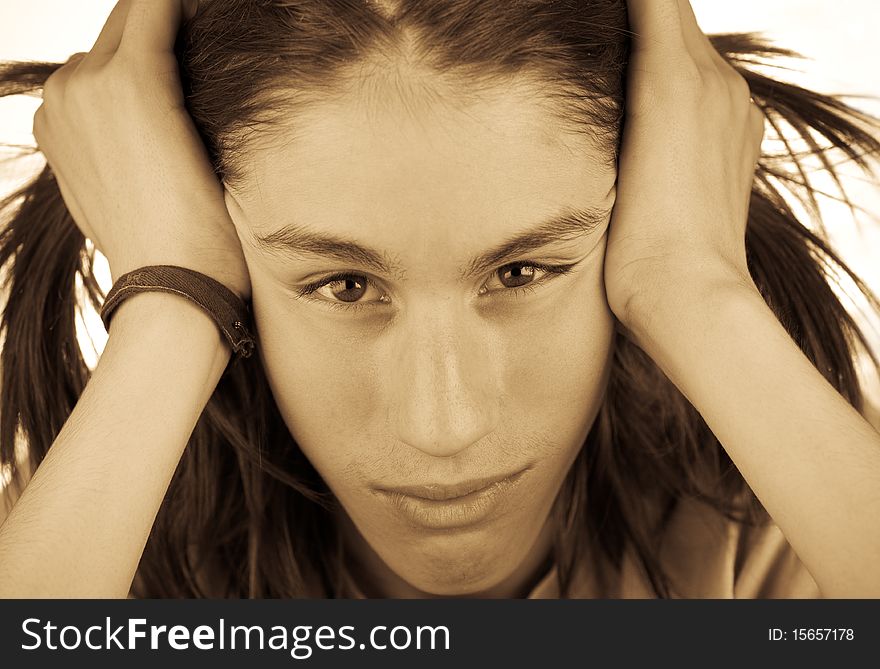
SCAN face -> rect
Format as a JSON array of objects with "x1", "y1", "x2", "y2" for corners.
[{"x1": 224, "y1": 75, "x2": 618, "y2": 597}]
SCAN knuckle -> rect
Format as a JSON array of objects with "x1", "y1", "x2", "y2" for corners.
[
  {"x1": 749, "y1": 105, "x2": 766, "y2": 142},
  {"x1": 81, "y1": 57, "x2": 135, "y2": 105},
  {"x1": 31, "y1": 105, "x2": 47, "y2": 143},
  {"x1": 69, "y1": 53, "x2": 97, "y2": 77},
  {"x1": 666, "y1": 59, "x2": 705, "y2": 93},
  {"x1": 702, "y1": 72, "x2": 728, "y2": 100},
  {"x1": 108, "y1": 47, "x2": 136, "y2": 70},
  {"x1": 91, "y1": 64, "x2": 118, "y2": 93},
  {"x1": 104, "y1": 53, "x2": 138, "y2": 88},
  {"x1": 62, "y1": 60, "x2": 105, "y2": 102},
  {"x1": 64, "y1": 68, "x2": 98, "y2": 107},
  {"x1": 726, "y1": 70, "x2": 752, "y2": 104},
  {"x1": 41, "y1": 68, "x2": 65, "y2": 103},
  {"x1": 64, "y1": 62, "x2": 87, "y2": 89}
]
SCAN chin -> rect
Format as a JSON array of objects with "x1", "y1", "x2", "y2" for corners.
[
  {"x1": 380, "y1": 524, "x2": 541, "y2": 597},
  {"x1": 393, "y1": 558, "x2": 520, "y2": 598}
]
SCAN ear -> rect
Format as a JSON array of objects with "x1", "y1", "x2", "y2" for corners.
[{"x1": 223, "y1": 187, "x2": 251, "y2": 237}]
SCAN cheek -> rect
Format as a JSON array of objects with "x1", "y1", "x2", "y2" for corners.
[
  {"x1": 245, "y1": 268, "x2": 384, "y2": 486},
  {"x1": 500, "y1": 254, "x2": 615, "y2": 444}
]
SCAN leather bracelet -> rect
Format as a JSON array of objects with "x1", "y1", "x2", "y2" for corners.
[{"x1": 99, "y1": 265, "x2": 255, "y2": 358}]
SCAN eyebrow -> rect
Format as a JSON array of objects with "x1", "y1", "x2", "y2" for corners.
[{"x1": 253, "y1": 206, "x2": 609, "y2": 281}]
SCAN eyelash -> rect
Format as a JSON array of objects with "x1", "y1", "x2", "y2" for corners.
[{"x1": 295, "y1": 262, "x2": 579, "y2": 313}]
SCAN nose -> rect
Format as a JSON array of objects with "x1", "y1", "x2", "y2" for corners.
[{"x1": 389, "y1": 302, "x2": 500, "y2": 458}]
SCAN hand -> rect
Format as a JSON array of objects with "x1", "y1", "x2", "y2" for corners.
[
  {"x1": 604, "y1": 0, "x2": 764, "y2": 333},
  {"x1": 32, "y1": 0, "x2": 251, "y2": 300}
]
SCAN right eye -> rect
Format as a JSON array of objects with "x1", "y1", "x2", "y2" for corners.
[{"x1": 297, "y1": 272, "x2": 391, "y2": 311}]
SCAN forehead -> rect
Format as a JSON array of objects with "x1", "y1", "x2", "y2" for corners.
[{"x1": 232, "y1": 79, "x2": 617, "y2": 254}]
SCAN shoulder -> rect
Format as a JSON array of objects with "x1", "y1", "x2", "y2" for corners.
[
  {"x1": 864, "y1": 395, "x2": 880, "y2": 432},
  {"x1": 730, "y1": 514, "x2": 820, "y2": 598},
  {"x1": 653, "y1": 495, "x2": 820, "y2": 598}
]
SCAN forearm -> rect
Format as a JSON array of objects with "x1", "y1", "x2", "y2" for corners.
[
  {"x1": 0, "y1": 293, "x2": 230, "y2": 598},
  {"x1": 628, "y1": 276, "x2": 880, "y2": 598}
]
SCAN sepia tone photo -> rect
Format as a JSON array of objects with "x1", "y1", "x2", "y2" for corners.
[{"x1": 0, "y1": 0, "x2": 879, "y2": 599}]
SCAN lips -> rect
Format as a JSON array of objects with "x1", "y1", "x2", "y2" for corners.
[
  {"x1": 376, "y1": 468, "x2": 528, "y2": 501},
  {"x1": 373, "y1": 467, "x2": 531, "y2": 530}
]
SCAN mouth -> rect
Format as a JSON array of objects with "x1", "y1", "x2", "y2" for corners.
[{"x1": 373, "y1": 467, "x2": 531, "y2": 530}]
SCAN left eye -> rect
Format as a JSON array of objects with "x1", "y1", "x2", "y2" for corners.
[
  {"x1": 480, "y1": 262, "x2": 577, "y2": 295},
  {"x1": 300, "y1": 273, "x2": 389, "y2": 306},
  {"x1": 495, "y1": 264, "x2": 539, "y2": 288}
]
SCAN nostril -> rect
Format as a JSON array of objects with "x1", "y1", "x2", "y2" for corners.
[{"x1": 392, "y1": 393, "x2": 497, "y2": 458}]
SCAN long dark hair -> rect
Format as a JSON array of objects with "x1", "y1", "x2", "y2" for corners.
[{"x1": 2, "y1": 0, "x2": 879, "y2": 598}]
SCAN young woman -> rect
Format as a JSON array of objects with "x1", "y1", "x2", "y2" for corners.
[{"x1": 0, "y1": 0, "x2": 879, "y2": 598}]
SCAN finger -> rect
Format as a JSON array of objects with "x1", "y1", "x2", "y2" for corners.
[
  {"x1": 674, "y1": 0, "x2": 718, "y2": 69},
  {"x1": 90, "y1": 0, "x2": 131, "y2": 55},
  {"x1": 51, "y1": 166, "x2": 96, "y2": 243},
  {"x1": 31, "y1": 102, "x2": 47, "y2": 148},
  {"x1": 749, "y1": 101, "x2": 766, "y2": 148},
  {"x1": 117, "y1": 0, "x2": 197, "y2": 55},
  {"x1": 40, "y1": 56, "x2": 83, "y2": 103},
  {"x1": 677, "y1": 0, "x2": 744, "y2": 79},
  {"x1": 626, "y1": 0, "x2": 690, "y2": 59},
  {"x1": 676, "y1": 0, "x2": 756, "y2": 102}
]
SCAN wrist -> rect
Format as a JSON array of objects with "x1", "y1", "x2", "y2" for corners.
[
  {"x1": 102, "y1": 265, "x2": 255, "y2": 358},
  {"x1": 110, "y1": 253, "x2": 251, "y2": 303},
  {"x1": 618, "y1": 264, "x2": 761, "y2": 352},
  {"x1": 104, "y1": 291, "x2": 233, "y2": 378}
]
